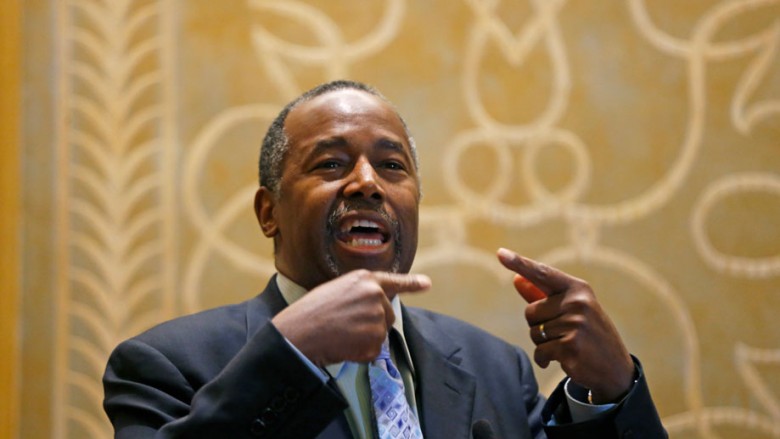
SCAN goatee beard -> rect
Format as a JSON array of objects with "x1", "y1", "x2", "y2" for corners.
[{"x1": 325, "y1": 200, "x2": 403, "y2": 276}]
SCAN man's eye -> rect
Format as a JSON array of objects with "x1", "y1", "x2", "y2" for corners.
[
  {"x1": 319, "y1": 161, "x2": 341, "y2": 169},
  {"x1": 383, "y1": 161, "x2": 405, "y2": 171}
]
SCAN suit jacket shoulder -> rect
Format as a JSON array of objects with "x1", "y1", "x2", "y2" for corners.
[
  {"x1": 128, "y1": 299, "x2": 258, "y2": 383},
  {"x1": 104, "y1": 279, "x2": 347, "y2": 439}
]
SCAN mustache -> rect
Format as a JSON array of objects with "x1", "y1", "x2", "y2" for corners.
[{"x1": 326, "y1": 200, "x2": 398, "y2": 232}]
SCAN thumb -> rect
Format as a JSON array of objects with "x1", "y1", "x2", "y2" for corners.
[{"x1": 513, "y1": 274, "x2": 547, "y2": 303}]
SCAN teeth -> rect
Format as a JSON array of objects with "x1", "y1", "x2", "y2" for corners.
[
  {"x1": 341, "y1": 219, "x2": 381, "y2": 232},
  {"x1": 348, "y1": 238, "x2": 383, "y2": 247}
]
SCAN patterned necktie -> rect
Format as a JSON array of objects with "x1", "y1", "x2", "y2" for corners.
[{"x1": 369, "y1": 337, "x2": 424, "y2": 439}]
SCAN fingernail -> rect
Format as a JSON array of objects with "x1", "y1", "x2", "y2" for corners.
[
  {"x1": 497, "y1": 248, "x2": 514, "y2": 260},
  {"x1": 415, "y1": 274, "x2": 432, "y2": 289}
]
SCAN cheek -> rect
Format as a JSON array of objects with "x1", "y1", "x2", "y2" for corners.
[
  {"x1": 296, "y1": 192, "x2": 337, "y2": 232},
  {"x1": 394, "y1": 191, "x2": 420, "y2": 232},
  {"x1": 403, "y1": 186, "x2": 421, "y2": 216}
]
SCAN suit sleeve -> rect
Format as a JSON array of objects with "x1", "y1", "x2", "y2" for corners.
[
  {"x1": 103, "y1": 321, "x2": 348, "y2": 439},
  {"x1": 517, "y1": 348, "x2": 548, "y2": 439},
  {"x1": 540, "y1": 356, "x2": 668, "y2": 439}
]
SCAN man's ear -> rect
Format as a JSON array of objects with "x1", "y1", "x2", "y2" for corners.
[{"x1": 254, "y1": 187, "x2": 278, "y2": 237}]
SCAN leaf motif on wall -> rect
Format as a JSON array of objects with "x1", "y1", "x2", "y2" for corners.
[{"x1": 56, "y1": 0, "x2": 176, "y2": 437}]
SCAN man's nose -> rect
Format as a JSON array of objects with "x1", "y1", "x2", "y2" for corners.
[{"x1": 343, "y1": 158, "x2": 384, "y2": 202}]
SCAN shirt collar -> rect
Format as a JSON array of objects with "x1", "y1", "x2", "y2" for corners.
[{"x1": 275, "y1": 272, "x2": 415, "y2": 376}]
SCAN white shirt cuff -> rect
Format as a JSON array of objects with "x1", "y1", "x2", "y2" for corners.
[{"x1": 564, "y1": 378, "x2": 617, "y2": 422}]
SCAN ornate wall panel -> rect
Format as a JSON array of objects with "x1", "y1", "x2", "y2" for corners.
[
  {"x1": 51, "y1": 0, "x2": 178, "y2": 437},
  {"x1": 19, "y1": 0, "x2": 780, "y2": 437}
]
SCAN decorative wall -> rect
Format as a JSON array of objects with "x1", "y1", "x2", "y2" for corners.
[{"x1": 19, "y1": 1, "x2": 780, "y2": 438}]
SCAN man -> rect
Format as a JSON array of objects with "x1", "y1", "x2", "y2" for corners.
[{"x1": 103, "y1": 80, "x2": 667, "y2": 438}]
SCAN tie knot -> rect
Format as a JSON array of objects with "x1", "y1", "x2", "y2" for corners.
[{"x1": 377, "y1": 338, "x2": 392, "y2": 361}]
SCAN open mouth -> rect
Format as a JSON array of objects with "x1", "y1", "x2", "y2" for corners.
[{"x1": 336, "y1": 218, "x2": 390, "y2": 248}]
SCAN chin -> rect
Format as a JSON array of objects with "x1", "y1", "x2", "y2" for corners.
[
  {"x1": 329, "y1": 255, "x2": 403, "y2": 275},
  {"x1": 351, "y1": 260, "x2": 401, "y2": 274}
]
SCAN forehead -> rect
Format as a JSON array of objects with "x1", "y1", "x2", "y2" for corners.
[{"x1": 284, "y1": 89, "x2": 409, "y2": 149}]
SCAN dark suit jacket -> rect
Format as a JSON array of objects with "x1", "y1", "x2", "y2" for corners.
[{"x1": 103, "y1": 277, "x2": 666, "y2": 438}]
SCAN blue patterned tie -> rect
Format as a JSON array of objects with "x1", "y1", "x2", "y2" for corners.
[{"x1": 369, "y1": 337, "x2": 424, "y2": 439}]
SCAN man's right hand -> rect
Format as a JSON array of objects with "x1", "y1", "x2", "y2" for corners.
[{"x1": 271, "y1": 269, "x2": 431, "y2": 366}]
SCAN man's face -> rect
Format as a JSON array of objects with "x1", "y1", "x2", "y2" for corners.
[{"x1": 262, "y1": 89, "x2": 421, "y2": 290}]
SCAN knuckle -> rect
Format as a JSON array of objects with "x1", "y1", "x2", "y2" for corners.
[
  {"x1": 572, "y1": 281, "x2": 596, "y2": 299},
  {"x1": 524, "y1": 307, "x2": 535, "y2": 324},
  {"x1": 536, "y1": 263, "x2": 551, "y2": 280},
  {"x1": 353, "y1": 269, "x2": 372, "y2": 279},
  {"x1": 367, "y1": 285, "x2": 386, "y2": 299},
  {"x1": 366, "y1": 304, "x2": 384, "y2": 320},
  {"x1": 568, "y1": 313, "x2": 587, "y2": 328},
  {"x1": 566, "y1": 292, "x2": 594, "y2": 313},
  {"x1": 570, "y1": 276, "x2": 591, "y2": 291},
  {"x1": 528, "y1": 327, "x2": 538, "y2": 344}
]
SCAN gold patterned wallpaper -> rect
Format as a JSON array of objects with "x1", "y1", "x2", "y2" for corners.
[{"x1": 16, "y1": 1, "x2": 780, "y2": 438}]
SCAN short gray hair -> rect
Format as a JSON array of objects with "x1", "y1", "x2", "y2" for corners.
[{"x1": 259, "y1": 80, "x2": 418, "y2": 196}]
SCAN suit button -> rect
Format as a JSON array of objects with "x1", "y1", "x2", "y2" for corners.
[
  {"x1": 270, "y1": 396, "x2": 287, "y2": 412},
  {"x1": 260, "y1": 408, "x2": 278, "y2": 424},
  {"x1": 623, "y1": 430, "x2": 634, "y2": 438},
  {"x1": 250, "y1": 418, "x2": 265, "y2": 436},
  {"x1": 284, "y1": 387, "x2": 300, "y2": 403}
]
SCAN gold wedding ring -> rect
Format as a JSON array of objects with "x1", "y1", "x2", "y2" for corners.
[{"x1": 539, "y1": 323, "x2": 547, "y2": 341}]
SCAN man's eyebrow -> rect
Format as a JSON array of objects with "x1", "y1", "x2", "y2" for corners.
[
  {"x1": 310, "y1": 137, "x2": 349, "y2": 155},
  {"x1": 310, "y1": 137, "x2": 407, "y2": 155},
  {"x1": 375, "y1": 138, "x2": 405, "y2": 154}
]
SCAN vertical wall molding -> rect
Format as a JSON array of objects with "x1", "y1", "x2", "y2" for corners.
[
  {"x1": 0, "y1": 0, "x2": 22, "y2": 438},
  {"x1": 52, "y1": 1, "x2": 178, "y2": 437}
]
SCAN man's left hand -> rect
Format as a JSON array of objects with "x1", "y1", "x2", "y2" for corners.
[{"x1": 497, "y1": 247, "x2": 634, "y2": 404}]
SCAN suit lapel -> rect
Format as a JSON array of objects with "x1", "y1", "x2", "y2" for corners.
[
  {"x1": 246, "y1": 275, "x2": 288, "y2": 340},
  {"x1": 245, "y1": 277, "x2": 354, "y2": 439},
  {"x1": 403, "y1": 308, "x2": 476, "y2": 439}
]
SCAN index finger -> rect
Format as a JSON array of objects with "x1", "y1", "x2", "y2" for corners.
[
  {"x1": 497, "y1": 248, "x2": 570, "y2": 296},
  {"x1": 373, "y1": 272, "x2": 432, "y2": 300}
]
